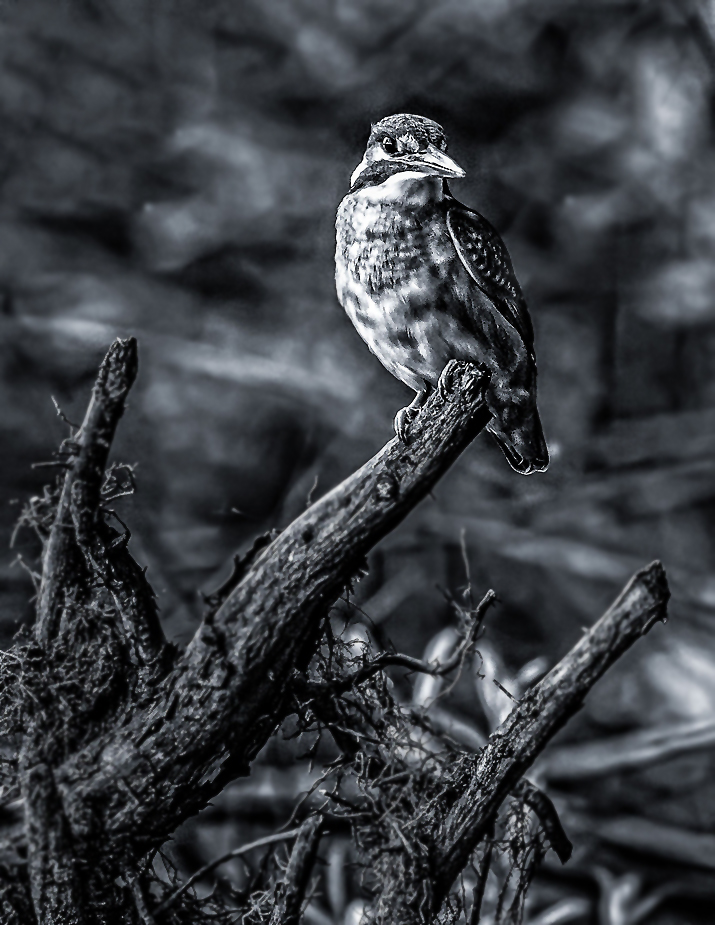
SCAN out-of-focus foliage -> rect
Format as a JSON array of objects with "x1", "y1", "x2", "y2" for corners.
[{"x1": 3, "y1": 0, "x2": 715, "y2": 921}]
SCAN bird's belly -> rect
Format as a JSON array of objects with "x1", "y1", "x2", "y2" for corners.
[
  {"x1": 339, "y1": 271, "x2": 482, "y2": 391},
  {"x1": 335, "y1": 191, "x2": 524, "y2": 393}
]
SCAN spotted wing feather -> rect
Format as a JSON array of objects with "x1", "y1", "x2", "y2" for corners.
[{"x1": 446, "y1": 205, "x2": 534, "y2": 356}]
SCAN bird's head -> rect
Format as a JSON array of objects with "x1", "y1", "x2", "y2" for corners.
[{"x1": 350, "y1": 113, "x2": 465, "y2": 192}]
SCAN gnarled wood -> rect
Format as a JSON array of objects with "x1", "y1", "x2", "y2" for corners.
[
  {"x1": 432, "y1": 562, "x2": 669, "y2": 911},
  {"x1": 1, "y1": 341, "x2": 673, "y2": 925},
  {"x1": 53, "y1": 359, "x2": 492, "y2": 855}
]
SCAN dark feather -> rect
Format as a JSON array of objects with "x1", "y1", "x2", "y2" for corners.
[
  {"x1": 446, "y1": 200, "x2": 534, "y2": 355},
  {"x1": 350, "y1": 160, "x2": 404, "y2": 193}
]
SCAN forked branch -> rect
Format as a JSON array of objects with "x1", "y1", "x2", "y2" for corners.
[
  {"x1": 0, "y1": 340, "x2": 672, "y2": 925},
  {"x1": 50, "y1": 350, "x2": 493, "y2": 855}
]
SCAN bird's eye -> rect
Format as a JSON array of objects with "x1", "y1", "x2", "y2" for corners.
[{"x1": 382, "y1": 136, "x2": 397, "y2": 154}]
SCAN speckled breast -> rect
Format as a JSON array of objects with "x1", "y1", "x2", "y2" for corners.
[{"x1": 335, "y1": 187, "x2": 481, "y2": 391}]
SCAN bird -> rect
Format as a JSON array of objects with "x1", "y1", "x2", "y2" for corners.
[{"x1": 334, "y1": 113, "x2": 549, "y2": 475}]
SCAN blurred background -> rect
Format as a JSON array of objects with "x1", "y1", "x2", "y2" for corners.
[{"x1": 2, "y1": 0, "x2": 715, "y2": 921}]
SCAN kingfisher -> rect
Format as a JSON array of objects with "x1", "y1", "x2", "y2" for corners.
[{"x1": 335, "y1": 113, "x2": 548, "y2": 475}]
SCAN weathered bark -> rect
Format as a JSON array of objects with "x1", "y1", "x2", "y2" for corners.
[
  {"x1": 468, "y1": 821, "x2": 494, "y2": 925},
  {"x1": 0, "y1": 340, "x2": 673, "y2": 925},
  {"x1": 431, "y1": 562, "x2": 669, "y2": 911},
  {"x1": 34, "y1": 338, "x2": 166, "y2": 680},
  {"x1": 52, "y1": 355, "x2": 492, "y2": 856},
  {"x1": 13, "y1": 338, "x2": 172, "y2": 924},
  {"x1": 2, "y1": 339, "x2": 496, "y2": 917},
  {"x1": 0, "y1": 859, "x2": 34, "y2": 925},
  {"x1": 308, "y1": 563, "x2": 669, "y2": 925},
  {"x1": 21, "y1": 754, "x2": 86, "y2": 925},
  {"x1": 269, "y1": 817, "x2": 324, "y2": 925},
  {"x1": 36, "y1": 339, "x2": 136, "y2": 644}
]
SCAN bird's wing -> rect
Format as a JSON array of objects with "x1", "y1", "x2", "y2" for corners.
[{"x1": 446, "y1": 202, "x2": 534, "y2": 355}]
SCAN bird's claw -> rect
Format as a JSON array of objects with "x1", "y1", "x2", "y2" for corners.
[
  {"x1": 394, "y1": 406, "x2": 416, "y2": 444},
  {"x1": 438, "y1": 360, "x2": 460, "y2": 402}
]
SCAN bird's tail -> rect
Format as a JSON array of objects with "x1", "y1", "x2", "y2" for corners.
[{"x1": 487, "y1": 404, "x2": 549, "y2": 475}]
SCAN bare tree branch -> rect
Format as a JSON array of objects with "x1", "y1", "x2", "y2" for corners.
[
  {"x1": 431, "y1": 562, "x2": 669, "y2": 909},
  {"x1": 53, "y1": 360, "x2": 492, "y2": 857},
  {"x1": 21, "y1": 754, "x2": 86, "y2": 924},
  {"x1": 269, "y1": 817, "x2": 324, "y2": 925},
  {"x1": 469, "y1": 821, "x2": 494, "y2": 925},
  {"x1": 310, "y1": 589, "x2": 496, "y2": 695},
  {"x1": 36, "y1": 338, "x2": 137, "y2": 646},
  {"x1": 1, "y1": 342, "x2": 673, "y2": 925},
  {"x1": 34, "y1": 337, "x2": 167, "y2": 680},
  {"x1": 274, "y1": 566, "x2": 668, "y2": 925},
  {"x1": 130, "y1": 876, "x2": 157, "y2": 925}
]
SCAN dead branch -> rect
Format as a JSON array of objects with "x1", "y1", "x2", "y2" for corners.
[
  {"x1": 36, "y1": 338, "x2": 136, "y2": 644},
  {"x1": 285, "y1": 565, "x2": 669, "y2": 924},
  {"x1": 309, "y1": 589, "x2": 495, "y2": 696},
  {"x1": 35, "y1": 338, "x2": 166, "y2": 679},
  {"x1": 269, "y1": 817, "x2": 324, "y2": 925},
  {"x1": 20, "y1": 753, "x2": 86, "y2": 924},
  {"x1": 10, "y1": 339, "x2": 175, "y2": 923},
  {"x1": 51, "y1": 354, "x2": 492, "y2": 857},
  {"x1": 430, "y1": 562, "x2": 669, "y2": 911},
  {"x1": 0, "y1": 340, "x2": 673, "y2": 925},
  {"x1": 469, "y1": 821, "x2": 494, "y2": 925},
  {"x1": 129, "y1": 876, "x2": 156, "y2": 925}
]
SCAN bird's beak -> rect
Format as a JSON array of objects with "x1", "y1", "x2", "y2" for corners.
[{"x1": 401, "y1": 143, "x2": 466, "y2": 179}]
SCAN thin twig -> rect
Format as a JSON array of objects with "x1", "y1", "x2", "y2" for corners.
[
  {"x1": 469, "y1": 821, "x2": 494, "y2": 925},
  {"x1": 314, "y1": 590, "x2": 496, "y2": 696},
  {"x1": 130, "y1": 877, "x2": 156, "y2": 925},
  {"x1": 153, "y1": 827, "x2": 302, "y2": 914},
  {"x1": 432, "y1": 562, "x2": 669, "y2": 909}
]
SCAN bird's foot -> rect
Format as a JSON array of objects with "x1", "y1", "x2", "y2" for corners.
[
  {"x1": 438, "y1": 360, "x2": 461, "y2": 402},
  {"x1": 394, "y1": 388, "x2": 432, "y2": 443},
  {"x1": 394, "y1": 405, "x2": 417, "y2": 443}
]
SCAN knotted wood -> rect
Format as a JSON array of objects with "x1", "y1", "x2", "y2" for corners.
[{"x1": 53, "y1": 357, "x2": 492, "y2": 854}]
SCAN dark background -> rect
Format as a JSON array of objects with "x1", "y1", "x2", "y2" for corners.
[{"x1": 2, "y1": 1, "x2": 715, "y2": 921}]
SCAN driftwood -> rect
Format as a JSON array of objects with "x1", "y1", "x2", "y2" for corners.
[{"x1": 0, "y1": 339, "x2": 670, "y2": 924}]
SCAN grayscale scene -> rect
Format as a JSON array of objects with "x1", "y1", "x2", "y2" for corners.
[{"x1": 0, "y1": 2, "x2": 713, "y2": 924}]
